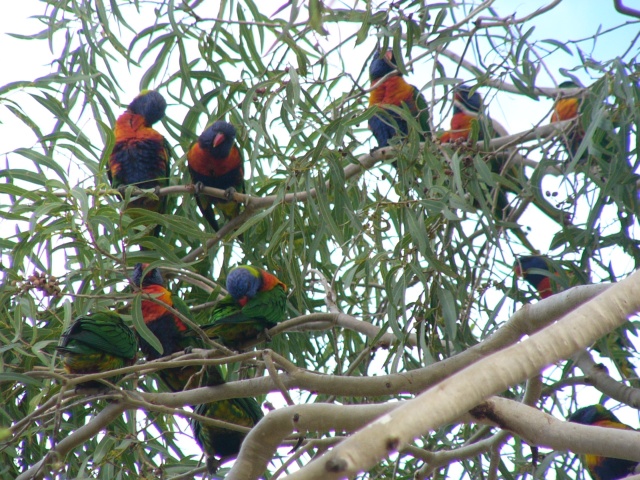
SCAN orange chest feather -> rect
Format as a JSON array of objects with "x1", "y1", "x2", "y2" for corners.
[
  {"x1": 551, "y1": 98, "x2": 579, "y2": 122},
  {"x1": 188, "y1": 143, "x2": 242, "y2": 177},
  {"x1": 449, "y1": 113, "x2": 475, "y2": 139},
  {"x1": 114, "y1": 112, "x2": 164, "y2": 143},
  {"x1": 369, "y1": 77, "x2": 415, "y2": 107},
  {"x1": 141, "y1": 285, "x2": 186, "y2": 331}
]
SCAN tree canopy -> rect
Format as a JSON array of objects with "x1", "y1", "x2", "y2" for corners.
[{"x1": 1, "y1": 0, "x2": 640, "y2": 479}]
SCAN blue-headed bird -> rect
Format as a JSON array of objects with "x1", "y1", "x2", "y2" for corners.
[
  {"x1": 568, "y1": 405, "x2": 638, "y2": 480},
  {"x1": 187, "y1": 121, "x2": 245, "y2": 232}
]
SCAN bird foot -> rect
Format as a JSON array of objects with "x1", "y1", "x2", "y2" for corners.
[
  {"x1": 224, "y1": 187, "x2": 237, "y2": 201},
  {"x1": 153, "y1": 185, "x2": 162, "y2": 196},
  {"x1": 117, "y1": 185, "x2": 128, "y2": 197},
  {"x1": 194, "y1": 181, "x2": 205, "y2": 194},
  {"x1": 262, "y1": 327, "x2": 273, "y2": 343},
  {"x1": 183, "y1": 346, "x2": 193, "y2": 354},
  {"x1": 206, "y1": 456, "x2": 221, "y2": 474}
]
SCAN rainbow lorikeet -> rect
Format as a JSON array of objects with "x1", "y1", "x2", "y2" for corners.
[
  {"x1": 368, "y1": 50, "x2": 430, "y2": 153},
  {"x1": 108, "y1": 90, "x2": 170, "y2": 237},
  {"x1": 439, "y1": 85, "x2": 520, "y2": 217},
  {"x1": 551, "y1": 81, "x2": 585, "y2": 163},
  {"x1": 131, "y1": 263, "x2": 208, "y2": 392},
  {"x1": 439, "y1": 85, "x2": 500, "y2": 143},
  {"x1": 56, "y1": 311, "x2": 137, "y2": 389},
  {"x1": 514, "y1": 255, "x2": 556, "y2": 299},
  {"x1": 568, "y1": 405, "x2": 638, "y2": 480},
  {"x1": 515, "y1": 255, "x2": 638, "y2": 385},
  {"x1": 200, "y1": 265, "x2": 287, "y2": 347},
  {"x1": 187, "y1": 121, "x2": 245, "y2": 231},
  {"x1": 191, "y1": 365, "x2": 264, "y2": 473}
]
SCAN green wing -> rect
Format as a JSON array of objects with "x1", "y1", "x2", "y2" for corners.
[
  {"x1": 209, "y1": 295, "x2": 240, "y2": 322},
  {"x1": 58, "y1": 312, "x2": 137, "y2": 360},
  {"x1": 200, "y1": 287, "x2": 287, "y2": 345},
  {"x1": 191, "y1": 396, "x2": 264, "y2": 456},
  {"x1": 233, "y1": 396, "x2": 264, "y2": 424},
  {"x1": 241, "y1": 285, "x2": 287, "y2": 325}
]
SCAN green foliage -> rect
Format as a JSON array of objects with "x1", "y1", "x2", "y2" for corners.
[{"x1": 0, "y1": 0, "x2": 639, "y2": 479}]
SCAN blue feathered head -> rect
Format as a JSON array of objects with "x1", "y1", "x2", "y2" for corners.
[
  {"x1": 198, "y1": 121, "x2": 237, "y2": 158},
  {"x1": 128, "y1": 90, "x2": 167, "y2": 126},
  {"x1": 131, "y1": 263, "x2": 164, "y2": 288}
]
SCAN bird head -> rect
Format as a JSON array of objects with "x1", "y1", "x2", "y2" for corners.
[
  {"x1": 369, "y1": 50, "x2": 399, "y2": 82},
  {"x1": 131, "y1": 263, "x2": 164, "y2": 288},
  {"x1": 453, "y1": 85, "x2": 482, "y2": 115},
  {"x1": 559, "y1": 80, "x2": 580, "y2": 89},
  {"x1": 226, "y1": 265, "x2": 263, "y2": 304},
  {"x1": 198, "y1": 121, "x2": 237, "y2": 158},
  {"x1": 568, "y1": 405, "x2": 620, "y2": 425},
  {"x1": 514, "y1": 255, "x2": 550, "y2": 287},
  {"x1": 128, "y1": 90, "x2": 167, "y2": 126}
]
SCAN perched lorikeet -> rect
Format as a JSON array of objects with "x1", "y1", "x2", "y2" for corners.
[
  {"x1": 57, "y1": 311, "x2": 138, "y2": 389},
  {"x1": 200, "y1": 265, "x2": 287, "y2": 347},
  {"x1": 551, "y1": 81, "x2": 585, "y2": 163},
  {"x1": 439, "y1": 85, "x2": 501, "y2": 143},
  {"x1": 131, "y1": 263, "x2": 207, "y2": 392},
  {"x1": 514, "y1": 255, "x2": 556, "y2": 299},
  {"x1": 439, "y1": 85, "x2": 520, "y2": 217},
  {"x1": 108, "y1": 90, "x2": 170, "y2": 237},
  {"x1": 568, "y1": 405, "x2": 638, "y2": 480},
  {"x1": 187, "y1": 121, "x2": 245, "y2": 231},
  {"x1": 515, "y1": 255, "x2": 638, "y2": 385},
  {"x1": 368, "y1": 50, "x2": 430, "y2": 152},
  {"x1": 191, "y1": 365, "x2": 264, "y2": 473}
]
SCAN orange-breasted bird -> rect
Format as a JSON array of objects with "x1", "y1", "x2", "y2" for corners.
[
  {"x1": 108, "y1": 90, "x2": 170, "y2": 237},
  {"x1": 131, "y1": 263, "x2": 207, "y2": 392},
  {"x1": 368, "y1": 50, "x2": 430, "y2": 152},
  {"x1": 439, "y1": 85, "x2": 519, "y2": 218},
  {"x1": 187, "y1": 121, "x2": 244, "y2": 231},
  {"x1": 439, "y1": 85, "x2": 503, "y2": 143},
  {"x1": 200, "y1": 265, "x2": 287, "y2": 347},
  {"x1": 514, "y1": 255, "x2": 556, "y2": 299},
  {"x1": 515, "y1": 255, "x2": 637, "y2": 385},
  {"x1": 568, "y1": 404, "x2": 638, "y2": 480},
  {"x1": 551, "y1": 80, "x2": 585, "y2": 163}
]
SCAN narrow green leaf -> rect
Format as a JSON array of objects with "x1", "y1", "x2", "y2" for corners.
[{"x1": 131, "y1": 295, "x2": 163, "y2": 355}]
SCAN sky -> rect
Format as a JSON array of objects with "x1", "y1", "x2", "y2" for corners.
[{"x1": 1, "y1": 0, "x2": 640, "y2": 476}]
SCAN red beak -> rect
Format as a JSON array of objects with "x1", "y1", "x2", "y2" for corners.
[
  {"x1": 238, "y1": 297, "x2": 248, "y2": 307},
  {"x1": 213, "y1": 132, "x2": 226, "y2": 148}
]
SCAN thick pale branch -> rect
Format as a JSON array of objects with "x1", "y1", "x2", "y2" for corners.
[
  {"x1": 282, "y1": 270, "x2": 640, "y2": 479},
  {"x1": 475, "y1": 397, "x2": 640, "y2": 461},
  {"x1": 572, "y1": 349, "x2": 640, "y2": 407},
  {"x1": 226, "y1": 403, "x2": 398, "y2": 480}
]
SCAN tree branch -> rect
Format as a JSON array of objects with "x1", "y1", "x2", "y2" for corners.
[
  {"x1": 473, "y1": 397, "x2": 640, "y2": 462},
  {"x1": 281, "y1": 270, "x2": 640, "y2": 479},
  {"x1": 225, "y1": 403, "x2": 399, "y2": 480},
  {"x1": 15, "y1": 402, "x2": 127, "y2": 480}
]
